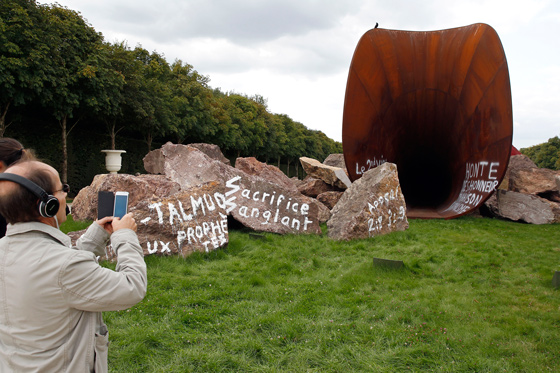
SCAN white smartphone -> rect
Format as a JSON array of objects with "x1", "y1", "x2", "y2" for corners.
[{"x1": 113, "y1": 191, "x2": 129, "y2": 219}]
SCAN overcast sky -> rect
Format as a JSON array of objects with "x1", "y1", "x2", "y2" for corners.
[{"x1": 42, "y1": 0, "x2": 560, "y2": 149}]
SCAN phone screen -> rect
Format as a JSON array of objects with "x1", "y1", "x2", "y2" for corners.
[{"x1": 113, "y1": 193, "x2": 128, "y2": 218}]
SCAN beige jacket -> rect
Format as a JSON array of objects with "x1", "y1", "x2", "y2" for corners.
[{"x1": 0, "y1": 221, "x2": 147, "y2": 372}]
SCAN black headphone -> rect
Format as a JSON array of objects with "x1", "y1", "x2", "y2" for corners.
[{"x1": 0, "y1": 173, "x2": 60, "y2": 218}]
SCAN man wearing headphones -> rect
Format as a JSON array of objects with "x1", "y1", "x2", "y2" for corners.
[{"x1": 0, "y1": 161, "x2": 147, "y2": 372}]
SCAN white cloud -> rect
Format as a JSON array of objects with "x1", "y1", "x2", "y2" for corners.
[{"x1": 61, "y1": 0, "x2": 365, "y2": 45}]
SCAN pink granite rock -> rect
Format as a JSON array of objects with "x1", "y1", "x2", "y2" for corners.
[
  {"x1": 327, "y1": 163, "x2": 408, "y2": 240},
  {"x1": 297, "y1": 177, "x2": 338, "y2": 198},
  {"x1": 317, "y1": 191, "x2": 344, "y2": 210},
  {"x1": 235, "y1": 157, "x2": 298, "y2": 192},
  {"x1": 71, "y1": 174, "x2": 181, "y2": 221},
  {"x1": 300, "y1": 156, "x2": 351, "y2": 189}
]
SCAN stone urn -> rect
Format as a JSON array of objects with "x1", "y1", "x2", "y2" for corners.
[{"x1": 101, "y1": 150, "x2": 126, "y2": 174}]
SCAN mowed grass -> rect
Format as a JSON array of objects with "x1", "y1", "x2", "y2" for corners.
[{"x1": 63, "y1": 217, "x2": 560, "y2": 372}]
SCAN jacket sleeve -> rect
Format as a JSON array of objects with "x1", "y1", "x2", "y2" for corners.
[
  {"x1": 59, "y1": 229, "x2": 147, "y2": 312},
  {"x1": 75, "y1": 222, "x2": 110, "y2": 257}
]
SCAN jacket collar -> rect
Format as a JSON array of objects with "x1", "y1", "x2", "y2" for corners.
[{"x1": 6, "y1": 221, "x2": 71, "y2": 247}]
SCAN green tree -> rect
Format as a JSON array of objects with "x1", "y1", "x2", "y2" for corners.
[
  {"x1": 93, "y1": 41, "x2": 132, "y2": 149},
  {"x1": 222, "y1": 94, "x2": 267, "y2": 157},
  {"x1": 0, "y1": 0, "x2": 49, "y2": 136},
  {"x1": 259, "y1": 113, "x2": 287, "y2": 166},
  {"x1": 128, "y1": 47, "x2": 174, "y2": 151},
  {"x1": 280, "y1": 115, "x2": 306, "y2": 177},
  {"x1": 304, "y1": 130, "x2": 321, "y2": 161},
  {"x1": 169, "y1": 60, "x2": 218, "y2": 144},
  {"x1": 245, "y1": 95, "x2": 270, "y2": 157},
  {"x1": 208, "y1": 93, "x2": 234, "y2": 151},
  {"x1": 521, "y1": 136, "x2": 560, "y2": 170},
  {"x1": 314, "y1": 130, "x2": 342, "y2": 162},
  {"x1": 40, "y1": 4, "x2": 105, "y2": 182}
]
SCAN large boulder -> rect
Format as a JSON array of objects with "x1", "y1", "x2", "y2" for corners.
[
  {"x1": 291, "y1": 176, "x2": 305, "y2": 187},
  {"x1": 310, "y1": 198, "x2": 331, "y2": 223},
  {"x1": 490, "y1": 154, "x2": 560, "y2": 223},
  {"x1": 498, "y1": 154, "x2": 536, "y2": 190},
  {"x1": 509, "y1": 153, "x2": 538, "y2": 170},
  {"x1": 133, "y1": 181, "x2": 229, "y2": 256},
  {"x1": 297, "y1": 177, "x2": 338, "y2": 197},
  {"x1": 300, "y1": 156, "x2": 351, "y2": 189},
  {"x1": 509, "y1": 167, "x2": 560, "y2": 201},
  {"x1": 484, "y1": 189, "x2": 560, "y2": 224},
  {"x1": 225, "y1": 173, "x2": 322, "y2": 234},
  {"x1": 327, "y1": 163, "x2": 408, "y2": 240},
  {"x1": 323, "y1": 154, "x2": 347, "y2": 171},
  {"x1": 317, "y1": 191, "x2": 344, "y2": 210},
  {"x1": 188, "y1": 143, "x2": 231, "y2": 165},
  {"x1": 71, "y1": 174, "x2": 181, "y2": 221},
  {"x1": 235, "y1": 157, "x2": 298, "y2": 192},
  {"x1": 143, "y1": 143, "x2": 231, "y2": 188},
  {"x1": 497, "y1": 154, "x2": 560, "y2": 202},
  {"x1": 69, "y1": 181, "x2": 229, "y2": 260},
  {"x1": 143, "y1": 143, "x2": 322, "y2": 235}
]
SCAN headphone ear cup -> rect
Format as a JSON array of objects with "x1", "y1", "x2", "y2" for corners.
[{"x1": 39, "y1": 195, "x2": 60, "y2": 218}]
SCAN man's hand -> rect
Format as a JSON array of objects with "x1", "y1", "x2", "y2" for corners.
[
  {"x1": 111, "y1": 213, "x2": 137, "y2": 232},
  {"x1": 96, "y1": 216, "x2": 114, "y2": 234}
]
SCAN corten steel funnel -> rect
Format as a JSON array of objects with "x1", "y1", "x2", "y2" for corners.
[{"x1": 343, "y1": 23, "x2": 513, "y2": 219}]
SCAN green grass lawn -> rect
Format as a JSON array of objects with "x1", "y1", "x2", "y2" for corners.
[{"x1": 65, "y1": 217, "x2": 560, "y2": 372}]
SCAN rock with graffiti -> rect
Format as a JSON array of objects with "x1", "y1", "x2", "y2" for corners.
[
  {"x1": 133, "y1": 181, "x2": 229, "y2": 257},
  {"x1": 143, "y1": 142, "x2": 322, "y2": 235},
  {"x1": 224, "y1": 174, "x2": 321, "y2": 234},
  {"x1": 327, "y1": 162, "x2": 408, "y2": 240},
  {"x1": 69, "y1": 180, "x2": 229, "y2": 260}
]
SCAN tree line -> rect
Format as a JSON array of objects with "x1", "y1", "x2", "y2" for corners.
[
  {"x1": 521, "y1": 136, "x2": 560, "y2": 170},
  {"x1": 1, "y1": 0, "x2": 342, "y2": 188}
]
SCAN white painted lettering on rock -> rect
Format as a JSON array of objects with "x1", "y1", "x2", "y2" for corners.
[
  {"x1": 225, "y1": 176, "x2": 314, "y2": 232},
  {"x1": 366, "y1": 186, "x2": 406, "y2": 236},
  {"x1": 140, "y1": 193, "x2": 229, "y2": 256}
]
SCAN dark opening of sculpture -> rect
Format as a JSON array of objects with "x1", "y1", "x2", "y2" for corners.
[{"x1": 343, "y1": 23, "x2": 513, "y2": 218}]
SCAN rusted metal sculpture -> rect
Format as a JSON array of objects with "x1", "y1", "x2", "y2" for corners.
[{"x1": 343, "y1": 23, "x2": 513, "y2": 218}]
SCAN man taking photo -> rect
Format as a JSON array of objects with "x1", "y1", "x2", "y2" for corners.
[{"x1": 0, "y1": 160, "x2": 147, "y2": 372}]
